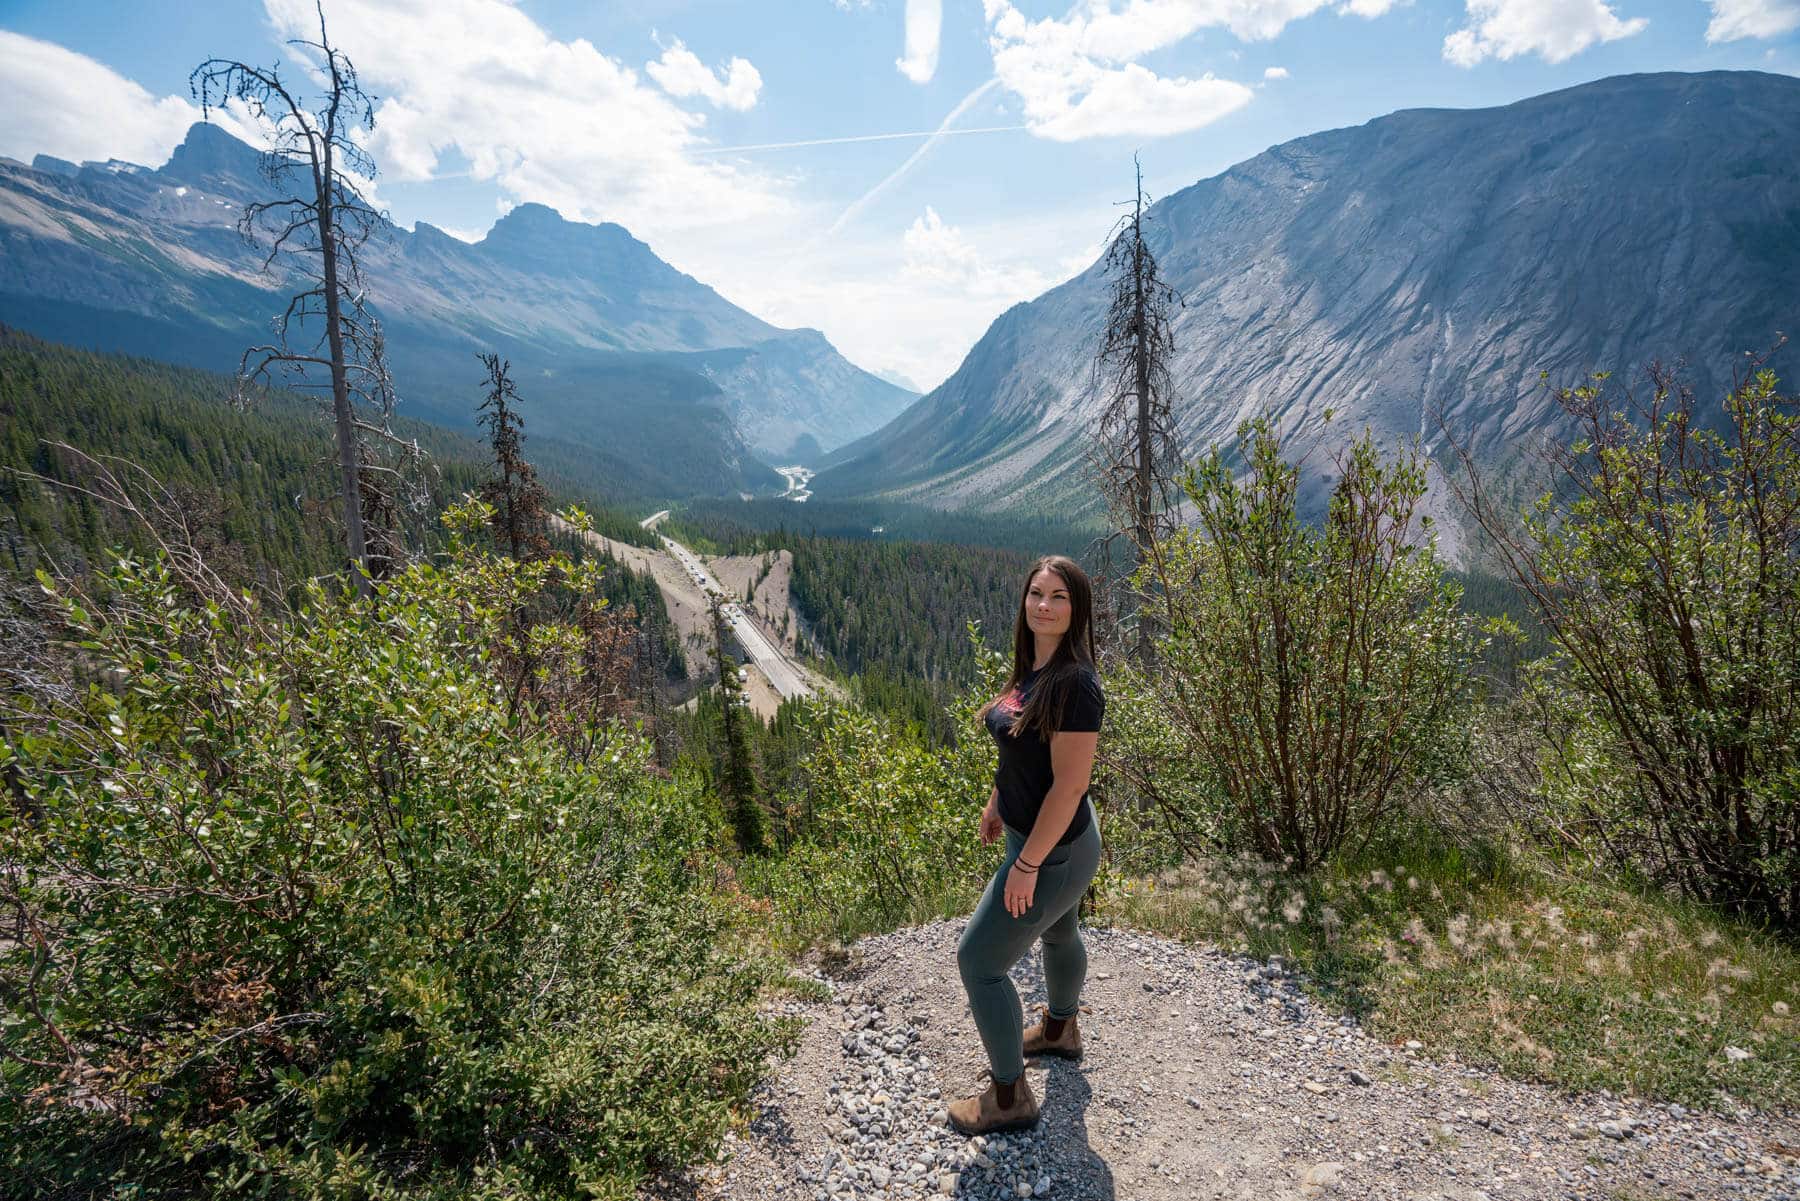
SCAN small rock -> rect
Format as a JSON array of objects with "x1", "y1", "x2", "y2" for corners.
[
  {"x1": 1404, "y1": 1039, "x2": 1424, "y2": 1051},
  {"x1": 1015, "y1": 1180, "x2": 1034, "y2": 1198},
  {"x1": 1348, "y1": 1069, "x2": 1373, "y2": 1087},
  {"x1": 1033, "y1": 1174, "x2": 1052, "y2": 1196},
  {"x1": 1724, "y1": 1045, "x2": 1754, "y2": 1062},
  {"x1": 1303, "y1": 1081, "x2": 1330, "y2": 1095},
  {"x1": 1300, "y1": 1160, "x2": 1345, "y2": 1196}
]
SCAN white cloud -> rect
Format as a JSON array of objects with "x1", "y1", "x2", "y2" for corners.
[
  {"x1": 902, "y1": 206, "x2": 1053, "y2": 299},
  {"x1": 897, "y1": 0, "x2": 944, "y2": 83},
  {"x1": 262, "y1": 0, "x2": 789, "y2": 233},
  {"x1": 646, "y1": 38, "x2": 762, "y2": 111},
  {"x1": 0, "y1": 31, "x2": 264, "y2": 168},
  {"x1": 980, "y1": 0, "x2": 1394, "y2": 142},
  {"x1": 1705, "y1": 0, "x2": 1800, "y2": 40},
  {"x1": 1443, "y1": 0, "x2": 1648, "y2": 66},
  {"x1": 1264, "y1": 65, "x2": 1290, "y2": 79}
]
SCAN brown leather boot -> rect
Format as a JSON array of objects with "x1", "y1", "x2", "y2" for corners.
[
  {"x1": 946, "y1": 1074, "x2": 1040, "y2": 1135},
  {"x1": 1022, "y1": 1008, "x2": 1083, "y2": 1060}
]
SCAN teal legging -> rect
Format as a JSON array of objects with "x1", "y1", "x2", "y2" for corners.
[{"x1": 955, "y1": 798, "x2": 1102, "y2": 1086}]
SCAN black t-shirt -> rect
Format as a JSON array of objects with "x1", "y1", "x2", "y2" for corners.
[{"x1": 984, "y1": 663, "x2": 1104, "y2": 845}]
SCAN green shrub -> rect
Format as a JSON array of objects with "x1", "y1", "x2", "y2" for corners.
[
  {"x1": 742, "y1": 639, "x2": 1004, "y2": 948},
  {"x1": 1, "y1": 501, "x2": 796, "y2": 1201},
  {"x1": 1146, "y1": 420, "x2": 1481, "y2": 870},
  {"x1": 1463, "y1": 366, "x2": 1800, "y2": 932}
]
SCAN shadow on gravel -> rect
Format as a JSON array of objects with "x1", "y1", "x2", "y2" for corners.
[{"x1": 960, "y1": 1061, "x2": 1115, "y2": 1201}]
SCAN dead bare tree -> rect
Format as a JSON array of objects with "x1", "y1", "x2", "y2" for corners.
[
  {"x1": 1088, "y1": 154, "x2": 1184, "y2": 661},
  {"x1": 191, "y1": 1, "x2": 416, "y2": 600}
]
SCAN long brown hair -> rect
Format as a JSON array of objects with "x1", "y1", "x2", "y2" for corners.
[{"x1": 978, "y1": 555, "x2": 1097, "y2": 742}]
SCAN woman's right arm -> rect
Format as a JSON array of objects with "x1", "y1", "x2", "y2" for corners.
[{"x1": 980, "y1": 786, "x2": 1002, "y2": 844}]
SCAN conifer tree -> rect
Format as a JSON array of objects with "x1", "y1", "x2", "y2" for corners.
[
  {"x1": 710, "y1": 598, "x2": 767, "y2": 856},
  {"x1": 475, "y1": 353, "x2": 550, "y2": 562}
]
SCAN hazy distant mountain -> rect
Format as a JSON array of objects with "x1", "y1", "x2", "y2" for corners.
[
  {"x1": 818, "y1": 71, "x2": 1800, "y2": 545},
  {"x1": 0, "y1": 123, "x2": 914, "y2": 499},
  {"x1": 874, "y1": 366, "x2": 923, "y2": 393}
]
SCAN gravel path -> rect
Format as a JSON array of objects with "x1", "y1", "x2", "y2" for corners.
[{"x1": 644, "y1": 919, "x2": 1800, "y2": 1201}]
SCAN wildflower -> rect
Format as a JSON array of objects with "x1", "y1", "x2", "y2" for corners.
[
  {"x1": 1446, "y1": 913, "x2": 1472, "y2": 955},
  {"x1": 1281, "y1": 891, "x2": 1306, "y2": 924}
]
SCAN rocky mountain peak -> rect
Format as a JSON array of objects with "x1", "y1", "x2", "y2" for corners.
[
  {"x1": 159, "y1": 122, "x2": 269, "y2": 194},
  {"x1": 478, "y1": 202, "x2": 657, "y2": 276}
]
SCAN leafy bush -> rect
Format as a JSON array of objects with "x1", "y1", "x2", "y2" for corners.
[
  {"x1": 1146, "y1": 421, "x2": 1481, "y2": 870},
  {"x1": 743, "y1": 640, "x2": 1005, "y2": 948},
  {"x1": 1, "y1": 502, "x2": 796, "y2": 1201},
  {"x1": 1088, "y1": 658, "x2": 1223, "y2": 872},
  {"x1": 1457, "y1": 365, "x2": 1800, "y2": 932}
]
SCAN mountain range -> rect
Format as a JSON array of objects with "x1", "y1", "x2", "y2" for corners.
[
  {"x1": 0, "y1": 122, "x2": 915, "y2": 502},
  {"x1": 816, "y1": 70, "x2": 1800, "y2": 548}
]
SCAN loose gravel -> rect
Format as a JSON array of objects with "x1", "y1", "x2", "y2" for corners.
[{"x1": 641, "y1": 920, "x2": 1800, "y2": 1201}]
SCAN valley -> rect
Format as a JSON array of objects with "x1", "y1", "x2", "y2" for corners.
[
  {"x1": 553, "y1": 512, "x2": 835, "y2": 720},
  {"x1": 4, "y1": 26, "x2": 1797, "y2": 1201}
]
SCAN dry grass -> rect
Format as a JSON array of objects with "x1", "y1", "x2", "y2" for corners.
[{"x1": 1099, "y1": 836, "x2": 1799, "y2": 1112}]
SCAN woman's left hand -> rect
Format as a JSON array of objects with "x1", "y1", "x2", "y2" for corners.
[{"x1": 1004, "y1": 861, "x2": 1038, "y2": 918}]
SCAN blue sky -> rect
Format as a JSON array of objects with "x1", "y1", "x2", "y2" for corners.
[{"x1": 2, "y1": 0, "x2": 1796, "y2": 390}]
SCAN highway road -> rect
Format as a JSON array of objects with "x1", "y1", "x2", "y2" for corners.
[{"x1": 655, "y1": 531, "x2": 812, "y2": 702}]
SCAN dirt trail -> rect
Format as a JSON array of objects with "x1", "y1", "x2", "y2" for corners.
[{"x1": 646, "y1": 920, "x2": 1799, "y2": 1201}]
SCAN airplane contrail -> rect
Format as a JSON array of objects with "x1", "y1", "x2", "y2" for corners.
[
  {"x1": 694, "y1": 124, "x2": 1024, "y2": 155},
  {"x1": 827, "y1": 77, "x2": 1003, "y2": 237}
]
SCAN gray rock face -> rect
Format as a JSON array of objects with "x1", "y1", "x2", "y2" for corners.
[
  {"x1": 819, "y1": 71, "x2": 1800, "y2": 542},
  {"x1": 0, "y1": 123, "x2": 914, "y2": 474}
]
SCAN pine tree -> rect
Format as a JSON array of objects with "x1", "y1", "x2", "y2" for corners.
[
  {"x1": 475, "y1": 353, "x2": 550, "y2": 561},
  {"x1": 711, "y1": 598, "x2": 766, "y2": 856}
]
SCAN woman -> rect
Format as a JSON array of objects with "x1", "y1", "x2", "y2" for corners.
[{"x1": 947, "y1": 555, "x2": 1104, "y2": 1136}]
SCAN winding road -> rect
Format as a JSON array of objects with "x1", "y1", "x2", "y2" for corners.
[{"x1": 654, "y1": 526, "x2": 812, "y2": 702}]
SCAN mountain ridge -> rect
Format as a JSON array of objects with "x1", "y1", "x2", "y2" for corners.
[
  {"x1": 816, "y1": 70, "x2": 1800, "y2": 545},
  {"x1": 0, "y1": 122, "x2": 915, "y2": 494}
]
